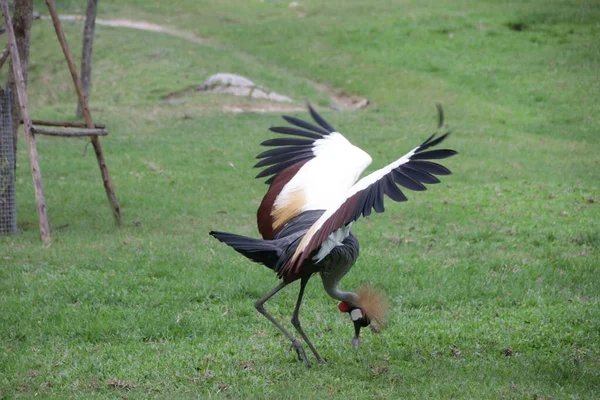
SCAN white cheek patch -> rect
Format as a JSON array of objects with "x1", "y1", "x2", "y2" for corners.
[{"x1": 350, "y1": 309, "x2": 363, "y2": 321}]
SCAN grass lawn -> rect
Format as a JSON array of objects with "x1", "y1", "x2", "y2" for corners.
[{"x1": 1, "y1": 0, "x2": 599, "y2": 398}]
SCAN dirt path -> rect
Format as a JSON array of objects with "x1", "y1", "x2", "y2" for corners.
[{"x1": 43, "y1": 15, "x2": 212, "y2": 46}]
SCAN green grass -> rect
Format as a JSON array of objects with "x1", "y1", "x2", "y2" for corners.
[{"x1": 1, "y1": 0, "x2": 599, "y2": 398}]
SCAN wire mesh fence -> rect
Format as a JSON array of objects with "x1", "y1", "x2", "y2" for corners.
[{"x1": 0, "y1": 84, "x2": 16, "y2": 235}]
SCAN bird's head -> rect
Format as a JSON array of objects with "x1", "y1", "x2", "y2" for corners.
[{"x1": 338, "y1": 283, "x2": 389, "y2": 348}]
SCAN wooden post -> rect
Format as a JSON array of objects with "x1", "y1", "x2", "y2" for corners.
[
  {"x1": 32, "y1": 126, "x2": 108, "y2": 136},
  {"x1": 1, "y1": 0, "x2": 51, "y2": 242},
  {"x1": 77, "y1": 0, "x2": 98, "y2": 118},
  {"x1": 45, "y1": 0, "x2": 122, "y2": 225},
  {"x1": 7, "y1": 0, "x2": 33, "y2": 176},
  {"x1": 32, "y1": 119, "x2": 105, "y2": 129}
]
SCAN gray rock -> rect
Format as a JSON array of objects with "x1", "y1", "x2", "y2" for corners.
[{"x1": 198, "y1": 73, "x2": 293, "y2": 102}]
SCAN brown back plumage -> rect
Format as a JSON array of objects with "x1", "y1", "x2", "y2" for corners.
[{"x1": 257, "y1": 160, "x2": 309, "y2": 240}]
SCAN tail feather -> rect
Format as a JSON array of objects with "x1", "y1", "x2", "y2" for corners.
[{"x1": 209, "y1": 231, "x2": 282, "y2": 269}]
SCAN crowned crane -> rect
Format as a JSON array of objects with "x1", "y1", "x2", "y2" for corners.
[{"x1": 210, "y1": 104, "x2": 456, "y2": 365}]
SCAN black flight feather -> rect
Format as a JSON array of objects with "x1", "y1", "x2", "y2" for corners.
[
  {"x1": 373, "y1": 181, "x2": 386, "y2": 213},
  {"x1": 307, "y1": 103, "x2": 336, "y2": 133},
  {"x1": 407, "y1": 160, "x2": 452, "y2": 176},
  {"x1": 256, "y1": 145, "x2": 313, "y2": 159},
  {"x1": 392, "y1": 169, "x2": 427, "y2": 191},
  {"x1": 281, "y1": 116, "x2": 330, "y2": 136},
  {"x1": 411, "y1": 149, "x2": 457, "y2": 160},
  {"x1": 254, "y1": 149, "x2": 315, "y2": 168},
  {"x1": 399, "y1": 165, "x2": 440, "y2": 184},
  {"x1": 419, "y1": 131, "x2": 451, "y2": 151},
  {"x1": 269, "y1": 126, "x2": 323, "y2": 140},
  {"x1": 361, "y1": 188, "x2": 375, "y2": 217},
  {"x1": 384, "y1": 175, "x2": 408, "y2": 202},
  {"x1": 436, "y1": 103, "x2": 444, "y2": 129},
  {"x1": 261, "y1": 137, "x2": 315, "y2": 147},
  {"x1": 255, "y1": 155, "x2": 313, "y2": 179}
]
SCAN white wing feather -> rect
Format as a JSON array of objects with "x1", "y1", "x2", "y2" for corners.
[{"x1": 274, "y1": 132, "x2": 372, "y2": 212}]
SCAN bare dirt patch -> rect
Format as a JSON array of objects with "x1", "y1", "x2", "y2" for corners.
[
  {"x1": 220, "y1": 103, "x2": 304, "y2": 113},
  {"x1": 313, "y1": 82, "x2": 370, "y2": 110}
]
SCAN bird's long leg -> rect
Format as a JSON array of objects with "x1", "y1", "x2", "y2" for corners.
[
  {"x1": 255, "y1": 281, "x2": 310, "y2": 366},
  {"x1": 291, "y1": 276, "x2": 326, "y2": 364}
]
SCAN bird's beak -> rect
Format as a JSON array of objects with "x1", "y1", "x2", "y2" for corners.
[{"x1": 352, "y1": 319, "x2": 362, "y2": 348}]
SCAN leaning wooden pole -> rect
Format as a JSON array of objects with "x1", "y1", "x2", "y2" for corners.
[
  {"x1": 1, "y1": 0, "x2": 51, "y2": 242},
  {"x1": 77, "y1": 0, "x2": 97, "y2": 118},
  {"x1": 45, "y1": 0, "x2": 122, "y2": 225}
]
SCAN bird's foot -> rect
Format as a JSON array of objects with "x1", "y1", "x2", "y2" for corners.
[{"x1": 289, "y1": 339, "x2": 310, "y2": 366}]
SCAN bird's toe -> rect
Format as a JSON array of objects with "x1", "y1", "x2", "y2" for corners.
[{"x1": 289, "y1": 339, "x2": 310, "y2": 366}]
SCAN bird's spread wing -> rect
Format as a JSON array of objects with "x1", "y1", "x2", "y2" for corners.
[
  {"x1": 256, "y1": 105, "x2": 372, "y2": 240},
  {"x1": 277, "y1": 131, "x2": 457, "y2": 278},
  {"x1": 254, "y1": 104, "x2": 337, "y2": 185}
]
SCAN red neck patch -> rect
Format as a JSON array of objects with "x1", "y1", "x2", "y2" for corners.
[{"x1": 338, "y1": 301, "x2": 350, "y2": 313}]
